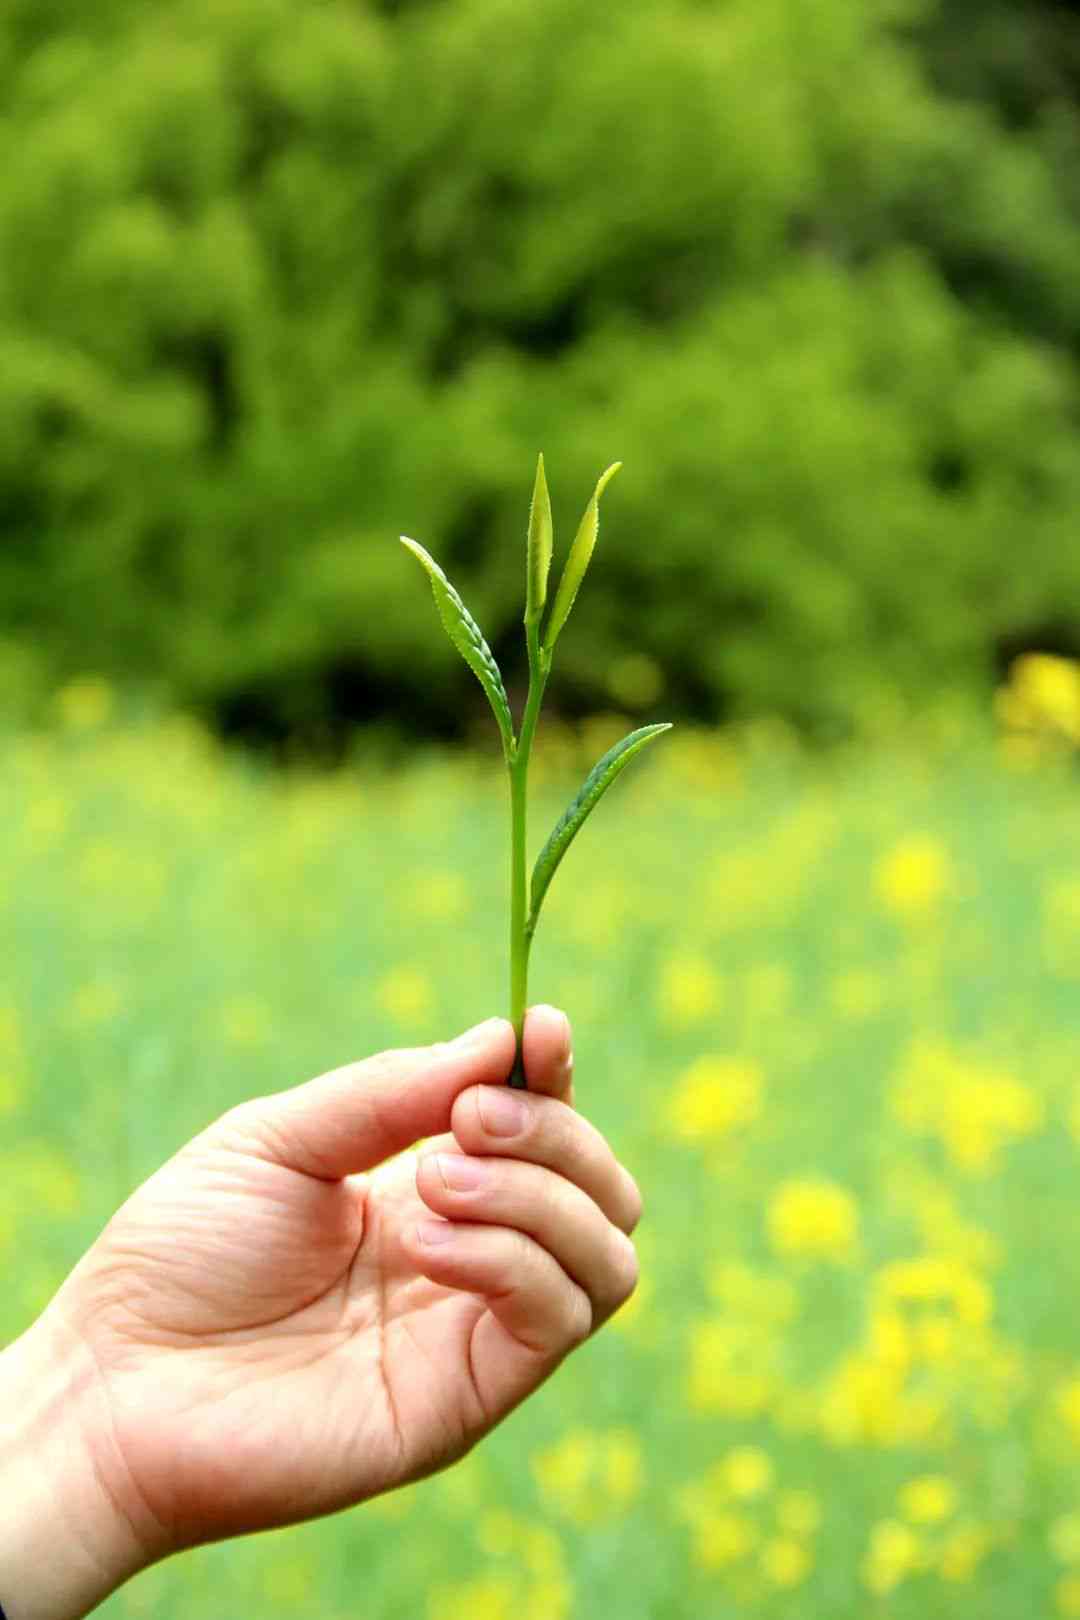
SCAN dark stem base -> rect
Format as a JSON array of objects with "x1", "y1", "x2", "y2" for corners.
[{"x1": 507, "y1": 1049, "x2": 528, "y2": 1089}]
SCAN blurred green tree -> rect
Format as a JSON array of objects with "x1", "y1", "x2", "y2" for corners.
[{"x1": 1, "y1": 0, "x2": 1079, "y2": 745}]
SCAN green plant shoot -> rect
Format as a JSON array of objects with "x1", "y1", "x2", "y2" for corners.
[{"x1": 401, "y1": 457, "x2": 671, "y2": 1087}]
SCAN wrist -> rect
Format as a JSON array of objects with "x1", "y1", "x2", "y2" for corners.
[{"x1": 0, "y1": 1310, "x2": 150, "y2": 1620}]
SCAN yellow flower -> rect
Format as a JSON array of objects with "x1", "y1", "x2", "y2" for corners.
[
  {"x1": 656, "y1": 951, "x2": 723, "y2": 1026},
  {"x1": 760, "y1": 1536, "x2": 812, "y2": 1588},
  {"x1": 819, "y1": 1350, "x2": 908, "y2": 1447},
  {"x1": 767, "y1": 1177, "x2": 859, "y2": 1263},
  {"x1": 429, "y1": 1576, "x2": 517, "y2": 1620},
  {"x1": 918, "y1": 1315, "x2": 958, "y2": 1361},
  {"x1": 532, "y1": 1430, "x2": 589, "y2": 1514},
  {"x1": 891, "y1": 1038, "x2": 1042, "y2": 1175},
  {"x1": 720, "y1": 1447, "x2": 774, "y2": 1500},
  {"x1": 862, "y1": 1519, "x2": 921, "y2": 1595},
  {"x1": 54, "y1": 675, "x2": 114, "y2": 732},
  {"x1": 869, "y1": 1307, "x2": 913, "y2": 1373},
  {"x1": 708, "y1": 1262, "x2": 799, "y2": 1325},
  {"x1": 531, "y1": 1428, "x2": 642, "y2": 1525},
  {"x1": 1059, "y1": 1574, "x2": 1080, "y2": 1617},
  {"x1": 876, "y1": 1255, "x2": 993, "y2": 1328},
  {"x1": 666, "y1": 1056, "x2": 763, "y2": 1143},
  {"x1": 374, "y1": 965, "x2": 433, "y2": 1027},
  {"x1": 1051, "y1": 1514, "x2": 1080, "y2": 1564},
  {"x1": 686, "y1": 1320, "x2": 775, "y2": 1417},
  {"x1": 692, "y1": 1512, "x2": 757, "y2": 1571},
  {"x1": 1056, "y1": 1377, "x2": 1080, "y2": 1442},
  {"x1": 521, "y1": 1526, "x2": 566, "y2": 1583},
  {"x1": 603, "y1": 1432, "x2": 644, "y2": 1504},
  {"x1": 523, "y1": 1579, "x2": 572, "y2": 1620},
  {"x1": 996, "y1": 652, "x2": 1080, "y2": 746},
  {"x1": 939, "y1": 1522, "x2": 990, "y2": 1583},
  {"x1": 874, "y1": 835, "x2": 951, "y2": 919},
  {"x1": 899, "y1": 1475, "x2": 956, "y2": 1525},
  {"x1": 436, "y1": 1518, "x2": 571, "y2": 1620},
  {"x1": 890, "y1": 1167, "x2": 1002, "y2": 1271}
]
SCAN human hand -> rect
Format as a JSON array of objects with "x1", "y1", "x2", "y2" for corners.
[{"x1": 0, "y1": 1008, "x2": 641, "y2": 1619}]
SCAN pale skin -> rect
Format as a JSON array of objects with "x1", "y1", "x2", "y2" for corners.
[{"x1": 0, "y1": 1006, "x2": 641, "y2": 1620}]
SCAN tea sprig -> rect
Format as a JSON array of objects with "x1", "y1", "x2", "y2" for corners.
[{"x1": 401, "y1": 457, "x2": 671, "y2": 1087}]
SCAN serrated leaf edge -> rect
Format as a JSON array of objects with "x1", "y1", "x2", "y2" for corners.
[{"x1": 400, "y1": 535, "x2": 515, "y2": 757}]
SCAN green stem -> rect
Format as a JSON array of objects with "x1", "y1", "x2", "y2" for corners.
[{"x1": 507, "y1": 620, "x2": 550, "y2": 1087}]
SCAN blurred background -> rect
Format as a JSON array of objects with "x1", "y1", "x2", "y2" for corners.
[{"x1": 5, "y1": 0, "x2": 1080, "y2": 1615}]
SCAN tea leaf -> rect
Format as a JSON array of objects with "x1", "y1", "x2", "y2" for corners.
[
  {"x1": 528, "y1": 722, "x2": 671, "y2": 928},
  {"x1": 525, "y1": 452, "x2": 553, "y2": 627},
  {"x1": 542, "y1": 462, "x2": 621, "y2": 653},
  {"x1": 400, "y1": 536, "x2": 515, "y2": 758}
]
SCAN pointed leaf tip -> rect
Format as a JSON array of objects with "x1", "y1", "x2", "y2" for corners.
[
  {"x1": 542, "y1": 460, "x2": 623, "y2": 652},
  {"x1": 594, "y1": 461, "x2": 622, "y2": 499},
  {"x1": 525, "y1": 452, "x2": 554, "y2": 627}
]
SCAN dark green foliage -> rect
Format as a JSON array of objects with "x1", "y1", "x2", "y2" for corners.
[{"x1": 3, "y1": 0, "x2": 1080, "y2": 744}]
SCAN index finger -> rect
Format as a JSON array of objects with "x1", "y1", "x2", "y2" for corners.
[
  {"x1": 521, "y1": 1004, "x2": 575, "y2": 1106},
  {"x1": 213, "y1": 1017, "x2": 516, "y2": 1179}
]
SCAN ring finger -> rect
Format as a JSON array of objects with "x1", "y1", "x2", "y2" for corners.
[{"x1": 415, "y1": 1150, "x2": 638, "y2": 1328}]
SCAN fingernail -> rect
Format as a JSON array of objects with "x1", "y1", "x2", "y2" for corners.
[
  {"x1": 433, "y1": 1153, "x2": 491, "y2": 1192},
  {"x1": 477, "y1": 1085, "x2": 528, "y2": 1137},
  {"x1": 451, "y1": 1017, "x2": 504, "y2": 1048},
  {"x1": 417, "y1": 1219, "x2": 457, "y2": 1246}
]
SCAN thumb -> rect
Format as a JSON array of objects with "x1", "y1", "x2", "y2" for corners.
[{"x1": 216, "y1": 1018, "x2": 515, "y2": 1179}]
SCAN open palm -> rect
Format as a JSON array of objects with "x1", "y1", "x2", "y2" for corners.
[{"x1": 44, "y1": 1010, "x2": 641, "y2": 1567}]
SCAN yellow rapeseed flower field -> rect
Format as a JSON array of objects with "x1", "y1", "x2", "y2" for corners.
[{"x1": 3, "y1": 699, "x2": 1080, "y2": 1618}]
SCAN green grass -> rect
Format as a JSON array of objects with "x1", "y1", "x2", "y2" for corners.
[{"x1": 4, "y1": 709, "x2": 1080, "y2": 1619}]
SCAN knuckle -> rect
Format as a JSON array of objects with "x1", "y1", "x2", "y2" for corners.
[
  {"x1": 543, "y1": 1097, "x2": 580, "y2": 1163},
  {"x1": 535, "y1": 1166, "x2": 565, "y2": 1225},
  {"x1": 358, "y1": 1049, "x2": 401, "y2": 1087},
  {"x1": 211, "y1": 1098, "x2": 269, "y2": 1150},
  {"x1": 564, "y1": 1284, "x2": 594, "y2": 1348},
  {"x1": 508, "y1": 1226, "x2": 541, "y2": 1288}
]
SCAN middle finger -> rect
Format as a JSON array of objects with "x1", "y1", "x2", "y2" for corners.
[{"x1": 450, "y1": 1086, "x2": 642, "y2": 1234}]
